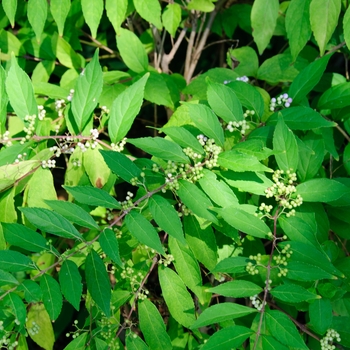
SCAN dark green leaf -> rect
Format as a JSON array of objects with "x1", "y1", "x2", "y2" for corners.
[
  {"x1": 0, "y1": 65, "x2": 8, "y2": 133},
  {"x1": 19, "y1": 280, "x2": 42, "y2": 303},
  {"x1": 85, "y1": 250, "x2": 111, "y2": 317},
  {"x1": 286, "y1": 261, "x2": 336, "y2": 281},
  {"x1": 99, "y1": 228, "x2": 123, "y2": 267},
  {"x1": 271, "y1": 283, "x2": 319, "y2": 303},
  {"x1": 63, "y1": 333, "x2": 88, "y2": 350},
  {"x1": 0, "y1": 269, "x2": 19, "y2": 286},
  {"x1": 3, "y1": 292, "x2": 26, "y2": 327},
  {"x1": 126, "y1": 334, "x2": 149, "y2": 350},
  {"x1": 207, "y1": 280, "x2": 262, "y2": 298},
  {"x1": 0, "y1": 250, "x2": 35, "y2": 271},
  {"x1": 41, "y1": 274, "x2": 63, "y2": 321},
  {"x1": 212, "y1": 256, "x2": 249, "y2": 273},
  {"x1": 261, "y1": 335, "x2": 289, "y2": 350},
  {"x1": 309, "y1": 299, "x2": 333, "y2": 334},
  {"x1": 318, "y1": 82, "x2": 350, "y2": 109}
]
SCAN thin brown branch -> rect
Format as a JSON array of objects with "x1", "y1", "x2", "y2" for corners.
[
  {"x1": 325, "y1": 41, "x2": 346, "y2": 56},
  {"x1": 80, "y1": 30, "x2": 116, "y2": 55}
]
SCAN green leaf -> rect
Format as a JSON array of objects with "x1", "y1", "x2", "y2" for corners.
[
  {"x1": 56, "y1": 36, "x2": 83, "y2": 69},
  {"x1": 185, "y1": 103, "x2": 225, "y2": 147},
  {"x1": 297, "y1": 178, "x2": 348, "y2": 202},
  {"x1": 345, "y1": 143, "x2": 350, "y2": 175},
  {"x1": 2, "y1": 0, "x2": 17, "y2": 27},
  {"x1": 344, "y1": 6, "x2": 350, "y2": 51},
  {"x1": 218, "y1": 205, "x2": 271, "y2": 239},
  {"x1": 0, "y1": 250, "x2": 35, "y2": 271},
  {"x1": 0, "y1": 64, "x2": 8, "y2": 134},
  {"x1": 105, "y1": 0, "x2": 128, "y2": 32},
  {"x1": 286, "y1": 261, "x2": 336, "y2": 281},
  {"x1": 267, "y1": 107, "x2": 336, "y2": 130},
  {"x1": 100, "y1": 150, "x2": 142, "y2": 184},
  {"x1": 187, "y1": 0, "x2": 215, "y2": 12},
  {"x1": 310, "y1": 0, "x2": 341, "y2": 55},
  {"x1": 207, "y1": 80, "x2": 244, "y2": 123},
  {"x1": 218, "y1": 150, "x2": 272, "y2": 173},
  {"x1": 81, "y1": 0, "x2": 103, "y2": 38},
  {"x1": 158, "y1": 266, "x2": 196, "y2": 328},
  {"x1": 19, "y1": 280, "x2": 42, "y2": 303},
  {"x1": 125, "y1": 210, "x2": 164, "y2": 254},
  {"x1": 117, "y1": 28, "x2": 148, "y2": 73},
  {"x1": 34, "y1": 82, "x2": 69, "y2": 99},
  {"x1": 63, "y1": 185, "x2": 122, "y2": 209},
  {"x1": 227, "y1": 46, "x2": 259, "y2": 77},
  {"x1": 99, "y1": 228, "x2": 123, "y2": 267},
  {"x1": 133, "y1": 0, "x2": 162, "y2": 29},
  {"x1": 3, "y1": 223, "x2": 51, "y2": 253},
  {"x1": 261, "y1": 335, "x2": 289, "y2": 350},
  {"x1": 251, "y1": 0, "x2": 279, "y2": 54},
  {"x1": 50, "y1": 0, "x2": 70, "y2": 36},
  {"x1": 318, "y1": 82, "x2": 350, "y2": 109},
  {"x1": 71, "y1": 50, "x2": 103, "y2": 133},
  {"x1": 108, "y1": 73, "x2": 149, "y2": 143},
  {"x1": 19, "y1": 207, "x2": 84, "y2": 241},
  {"x1": 63, "y1": 333, "x2": 88, "y2": 350},
  {"x1": 28, "y1": 0, "x2": 48, "y2": 42},
  {"x1": 266, "y1": 310, "x2": 308, "y2": 349},
  {"x1": 138, "y1": 299, "x2": 173, "y2": 350},
  {"x1": 128, "y1": 137, "x2": 189, "y2": 163},
  {"x1": 285, "y1": 0, "x2": 312, "y2": 60},
  {"x1": 6, "y1": 54, "x2": 37, "y2": 122},
  {"x1": 207, "y1": 280, "x2": 263, "y2": 298},
  {"x1": 162, "y1": 3, "x2": 181, "y2": 37},
  {"x1": 126, "y1": 334, "x2": 149, "y2": 350},
  {"x1": 160, "y1": 126, "x2": 204, "y2": 155},
  {"x1": 149, "y1": 195, "x2": 186, "y2": 244},
  {"x1": 144, "y1": 72, "x2": 174, "y2": 109},
  {"x1": 45, "y1": 200, "x2": 100, "y2": 230},
  {"x1": 289, "y1": 55, "x2": 332, "y2": 104},
  {"x1": 273, "y1": 115, "x2": 299, "y2": 172},
  {"x1": 85, "y1": 250, "x2": 111, "y2": 317},
  {"x1": 271, "y1": 283, "x2": 319, "y2": 303},
  {"x1": 40, "y1": 274, "x2": 62, "y2": 321},
  {"x1": 309, "y1": 299, "x2": 332, "y2": 334},
  {"x1": 3, "y1": 292, "x2": 26, "y2": 327},
  {"x1": 0, "y1": 269, "x2": 19, "y2": 286},
  {"x1": 59, "y1": 260, "x2": 82, "y2": 311},
  {"x1": 177, "y1": 180, "x2": 218, "y2": 224},
  {"x1": 184, "y1": 215, "x2": 218, "y2": 271},
  {"x1": 0, "y1": 188, "x2": 17, "y2": 223}
]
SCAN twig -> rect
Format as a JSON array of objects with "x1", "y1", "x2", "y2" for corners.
[
  {"x1": 80, "y1": 30, "x2": 116, "y2": 54},
  {"x1": 325, "y1": 41, "x2": 346, "y2": 56}
]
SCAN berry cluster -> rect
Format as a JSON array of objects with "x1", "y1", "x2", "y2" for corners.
[
  {"x1": 226, "y1": 120, "x2": 250, "y2": 135},
  {"x1": 249, "y1": 295, "x2": 265, "y2": 311},
  {"x1": 67, "y1": 89, "x2": 75, "y2": 101},
  {"x1": 269, "y1": 93, "x2": 293, "y2": 112},
  {"x1": 118, "y1": 191, "x2": 134, "y2": 210},
  {"x1": 38, "y1": 105, "x2": 46, "y2": 120},
  {"x1": 120, "y1": 266, "x2": 149, "y2": 300},
  {"x1": 158, "y1": 253, "x2": 175, "y2": 267},
  {"x1": 197, "y1": 135, "x2": 222, "y2": 169},
  {"x1": 111, "y1": 137, "x2": 127, "y2": 152},
  {"x1": 320, "y1": 329, "x2": 341, "y2": 350},
  {"x1": 0, "y1": 130, "x2": 12, "y2": 146},
  {"x1": 14, "y1": 152, "x2": 27, "y2": 163},
  {"x1": 273, "y1": 243, "x2": 292, "y2": 277},
  {"x1": 99, "y1": 315, "x2": 120, "y2": 350},
  {"x1": 246, "y1": 254, "x2": 262, "y2": 275},
  {"x1": 21, "y1": 114, "x2": 37, "y2": 144},
  {"x1": 65, "y1": 320, "x2": 83, "y2": 340},
  {"x1": 236, "y1": 76, "x2": 249, "y2": 83},
  {"x1": 41, "y1": 159, "x2": 56, "y2": 169}
]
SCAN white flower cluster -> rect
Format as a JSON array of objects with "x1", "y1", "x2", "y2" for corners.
[
  {"x1": 38, "y1": 105, "x2": 46, "y2": 120},
  {"x1": 0, "y1": 130, "x2": 12, "y2": 146},
  {"x1": 55, "y1": 99, "x2": 66, "y2": 118},
  {"x1": 320, "y1": 329, "x2": 341, "y2": 350},
  {"x1": 269, "y1": 93, "x2": 293, "y2": 111},
  {"x1": 21, "y1": 114, "x2": 37, "y2": 144},
  {"x1": 250, "y1": 295, "x2": 265, "y2": 311},
  {"x1": 236, "y1": 76, "x2": 249, "y2": 83},
  {"x1": 67, "y1": 89, "x2": 75, "y2": 101},
  {"x1": 101, "y1": 105, "x2": 110, "y2": 114},
  {"x1": 111, "y1": 138, "x2": 127, "y2": 152},
  {"x1": 14, "y1": 152, "x2": 27, "y2": 163},
  {"x1": 42, "y1": 159, "x2": 56, "y2": 169},
  {"x1": 226, "y1": 120, "x2": 250, "y2": 135}
]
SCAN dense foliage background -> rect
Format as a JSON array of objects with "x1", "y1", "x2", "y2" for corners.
[{"x1": 1, "y1": 0, "x2": 350, "y2": 349}]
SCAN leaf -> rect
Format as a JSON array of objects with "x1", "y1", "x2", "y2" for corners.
[
  {"x1": 27, "y1": 0, "x2": 48, "y2": 42},
  {"x1": 251, "y1": 0, "x2": 279, "y2": 54},
  {"x1": 2, "y1": 0, "x2": 17, "y2": 27},
  {"x1": 273, "y1": 115, "x2": 299, "y2": 172},
  {"x1": 63, "y1": 333, "x2": 88, "y2": 350},
  {"x1": 85, "y1": 250, "x2": 111, "y2": 317},
  {"x1": 105, "y1": 0, "x2": 128, "y2": 32},
  {"x1": 187, "y1": 0, "x2": 215, "y2": 12},
  {"x1": 45, "y1": 200, "x2": 99, "y2": 230},
  {"x1": 185, "y1": 103, "x2": 225, "y2": 147},
  {"x1": 81, "y1": 0, "x2": 103, "y2": 38},
  {"x1": 19, "y1": 280, "x2": 42, "y2": 303},
  {"x1": 218, "y1": 205, "x2": 271, "y2": 239},
  {"x1": 3, "y1": 223, "x2": 51, "y2": 253},
  {"x1": 6, "y1": 54, "x2": 37, "y2": 122},
  {"x1": 126, "y1": 334, "x2": 149, "y2": 350},
  {"x1": 125, "y1": 210, "x2": 164, "y2": 254},
  {"x1": 133, "y1": 0, "x2": 162, "y2": 29},
  {"x1": 285, "y1": 0, "x2": 312, "y2": 60},
  {"x1": 0, "y1": 269, "x2": 19, "y2": 286},
  {"x1": 117, "y1": 28, "x2": 148, "y2": 73},
  {"x1": 40, "y1": 274, "x2": 63, "y2": 321},
  {"x1": 138, "y1": 299, "x2": 173, "y2": 350},
  {"x1": 184, "y1": 215, "x2": 218, "y2": 271},
  {"x1": 207, "y1": 80, "x2": 244, "y2": 123},
  {"x1": 309, "y1": 299, "x2": 332, "y2": 334},
  {"x1": 144, "y1": 72, "x2": 174, "y2": 109},
  {"x1": 26, "y1": 303, "x2": 55, "y2": 350},
  {"x1": 0, "y1": 187, "x2": 17, "y2": 223},
  {"x1": 207, "y1": 280, "x2": 263, "y2": 298},
  {"x1": 177, "y1": 180, "x2": 218, "y2": 224},
  {"x1": 99, "y1": 228, "x2": 123, "y2": 267},
  {"x1": 0, "y1": 250, "x2": 35, "y2": 271},
  {"x1": 50, "y1": 0, "x2": 70, "y2": 36},
  {"x1": 286, "y1": 261, "x2": 336, "y2": 281},
  {"x1": 100, "y1": 150, "x2": 142, "y2": 184},
  {"x1": 162, "y1": 3, "x2": 181, "y2": 37},
  {"x1": 149, "y1": 195, "x2": 186, "y2": 244},
  {"x1": 218, "y1": 150, "x2": 272, "y2": 173},
  {"x1": 19, "y1": 207, "x2": 83, "y2": 241},
  {"x1": 289, "y1": 55, "x2": 332, "y2": 104},
  {"x1": 261, "y1": 335, "x2": 289, "y2": 350},
  {"x1": 227, "y1": 46, "x2": 259, "y2": 77},
  {"x1": 59, "y1": 260, "x2": 82, "y2": 311},
  {"x1": 108, "y1": 74, "x2": 149, "y2": 143},
  {"x1": 310, "y1": 0, "x2": 341, "y2": 55},
  {"x1": 297, "y1": 178, "x2": 348, "y2": 202},
  {"x1": 202, "y1": 326, "x2": 253, "y2": 350},
  {"x1": 71, "y1": 50, "x2": 103, "y2": 133},
  {"x1": 344, "y1": 6, "x2": 350, "y2": 51},
  {"x1": 56, "y1": 36, "x2": 83, "y2": 69},
  {"x1": 158, "y1": 266, "x2": 196, "y2": 328},
  {"x1": 0, "y1": 64, "x2": 8, "y2": 134},
  {"x1": 3, "y1": 292, "x2": 26, "y2": 327},
  {"x1": 128, "y1": 137, "x2": 189, "y2": 163},
  {"x1": 63, "y1": 185, "x2": 122, "y2": 209},
  {"x1": 266, "y1": 310, "x2": 308, "y2": 349},
  {"x1": 271, "y1": 283, "x2": 319, "y2": 303},
  {"x1": 318, "y1": 82, "x2": 350, "y2": 109}
]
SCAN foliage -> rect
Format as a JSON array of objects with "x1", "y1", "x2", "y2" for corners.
[{"x1": 1, "y1": 0, "x2": 350, "y2": 349}]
